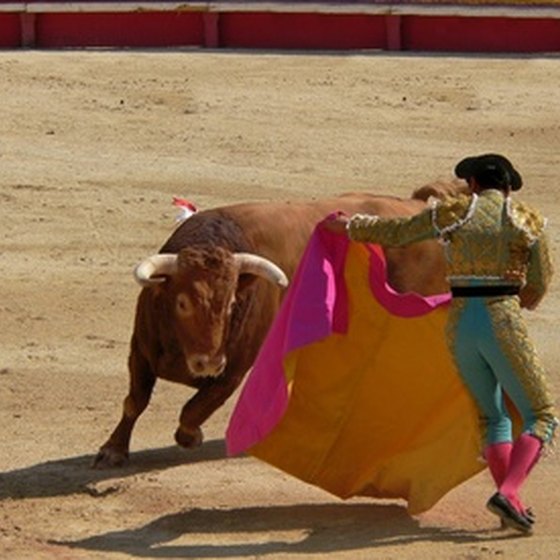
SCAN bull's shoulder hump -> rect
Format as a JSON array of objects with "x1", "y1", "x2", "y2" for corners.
[{"x1": 160, "y1": 208, "x2": 252, "y2": 253}]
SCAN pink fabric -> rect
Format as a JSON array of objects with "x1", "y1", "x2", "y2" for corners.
[
  {"x1": 366, "y1": 244, "x2": 451, "y2": 316},
  {"x1": 500, "y1": 433, "x2": 542, "y2": 508},
  {"x1": 226, "y1": 227, "x2": 348, "y2": 455},
  {"x1": 485, "y1": 441, "x2": 513, "y2": 487},
  {"x1": 225, "y1": 224, "x2": 451, "y2": 456}
]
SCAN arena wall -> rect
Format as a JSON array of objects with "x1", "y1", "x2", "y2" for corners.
[{"x1": 1, "y1": 1, "x2": 560, "y2": 51}]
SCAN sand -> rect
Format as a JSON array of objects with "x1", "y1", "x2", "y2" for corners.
[{"x1": 1, "y1": 49, "x2": 559, "y2": 559}]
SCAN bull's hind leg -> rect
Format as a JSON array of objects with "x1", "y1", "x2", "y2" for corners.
[
  {"x1": 93, "y1": 343, "x2": 155, "y2": 468},
  {"x1": 174, "y1": 369, "x2": 245, "y2": 449}
]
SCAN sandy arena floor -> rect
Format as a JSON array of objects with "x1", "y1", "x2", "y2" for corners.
[{"x1": 1, "y1": 50, "x2": 559, "y2": 559}]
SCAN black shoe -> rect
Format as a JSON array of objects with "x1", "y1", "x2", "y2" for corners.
[
  {"x1": 525, "y1": 507, "x2": 535, "y2": 524},
  {"x1": 486, "y1": 493, "x2": 533, "y2": 534},
  {"x1": 498, "y1": 507, "x2": 534, "y2": 530}
]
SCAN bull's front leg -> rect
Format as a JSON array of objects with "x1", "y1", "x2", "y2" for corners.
[
  {"x1": 174, "y1": 368, "x2": 246, "y2": 449},
  {"x1": 93, "y1": 341, "x2": 155, "y2": 468}
]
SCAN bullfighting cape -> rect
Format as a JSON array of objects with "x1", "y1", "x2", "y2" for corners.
[{"x1": 226, "y1": 225, "x2": 484, "y2": 514}]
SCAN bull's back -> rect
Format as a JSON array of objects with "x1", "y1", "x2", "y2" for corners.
[
  {"x1": 221, "y1": 193, "x2": 423, "y2": 273},
  {"x1": 223, "y1": 194, "x2": 447, "y2": 295},
  {"x1": 162, "y1": 193, "x2": 448, "y2": 296}
]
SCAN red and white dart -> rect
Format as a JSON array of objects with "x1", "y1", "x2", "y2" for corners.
[{"x1": 172, "y1": 196, "x2": 198, "y2": 224}]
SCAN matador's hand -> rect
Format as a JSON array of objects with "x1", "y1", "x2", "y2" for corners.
[{"x1": 321, "y1": 214, "x2": 350, "y2": 235}]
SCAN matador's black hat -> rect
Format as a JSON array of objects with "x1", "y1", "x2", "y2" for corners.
[{"x1": 454, "y1": 153, "x2": 523, "y2": 191}]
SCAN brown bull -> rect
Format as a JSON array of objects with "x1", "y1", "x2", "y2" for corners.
[{"x1": 94, "y1": 190, "x2": 457, "y2": 468}]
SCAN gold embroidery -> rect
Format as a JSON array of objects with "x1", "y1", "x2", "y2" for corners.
[
  {"x1": 435, "y1": 190, "x2": 552, "y2": 289},
  {"x1": 348, "y1": 210, "x2": 435, "y2": 246},
  {"x1": 347, "y1": 190, "x2": 553, "y2": 298},
  {"x1": 487, "y1": 298, "x2": 558, "y2": 444}
]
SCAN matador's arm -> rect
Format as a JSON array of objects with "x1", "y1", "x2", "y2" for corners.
[{"x1": 346, "y1": 207, "x2": 437, "y2": 246}]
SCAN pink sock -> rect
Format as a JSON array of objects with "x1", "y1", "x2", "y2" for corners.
[
  {"x1": 485, "y1": 441, "x2": 512, "y2": 487},
  {"x1": 499, "y1": 433, "x2": 542, "y2": 513}
]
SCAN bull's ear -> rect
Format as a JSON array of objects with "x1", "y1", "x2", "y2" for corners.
[{"x1": 236, "y1": 274, "x2": 259, "y2": 293}]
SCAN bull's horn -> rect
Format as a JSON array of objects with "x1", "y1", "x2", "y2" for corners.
[
  {"x1": 133, "y1": 254, "x2": 178, "y2": 287},
  {"x1": 234, "y1": 253, "x2": 289, "y2": 288}
]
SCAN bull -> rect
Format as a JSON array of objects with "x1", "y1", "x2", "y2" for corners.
[{"x1": 94, "y1": 189, "x2": 458, "y2": 468}]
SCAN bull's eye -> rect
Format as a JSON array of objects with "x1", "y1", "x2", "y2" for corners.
[{"x1": 176, "y1": 293, "x2": 194, "y2": 318}]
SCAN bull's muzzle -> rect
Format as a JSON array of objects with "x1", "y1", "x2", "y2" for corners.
[{"x1": 187, "y1": 353, "x2": 227, "y2": 377}]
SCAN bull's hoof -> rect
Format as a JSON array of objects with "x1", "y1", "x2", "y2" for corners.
[
  {"x1": 92, "y1": 446, "x2": 129, "y2": 469},
  {"x1": 174, "y1": 426, "x2": 203, "y2": 449}
]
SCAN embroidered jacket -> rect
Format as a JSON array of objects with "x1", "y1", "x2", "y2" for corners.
[{"x1": 347, "y1": 189, "x2": 553, "y2": 308}]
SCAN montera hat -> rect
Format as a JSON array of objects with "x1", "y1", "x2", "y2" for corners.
[{"x1": 454, "y1": 153, "x2": 523, "y2": 191}]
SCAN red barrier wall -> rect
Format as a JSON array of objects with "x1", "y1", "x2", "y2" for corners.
[
  {"x1": 0, "y1": 14, "x2": 21, "y2": 47},
  {"x1": 1, "y1": 2, "x2": 560, "y2": 52},
  {"x1": 220, "y1": 12, "x2": 388, "y2": 50},
  {"x1": 403, "y1": 15, "x2": 560, "y2": 52},
  {"x1": 35, "y1": 12, "x2": 205, "y2": 48}
]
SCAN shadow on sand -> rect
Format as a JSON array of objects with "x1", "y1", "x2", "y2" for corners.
[
  {"x1": 0, "y1": 439, "x2": 226, "y2": 501},
  {"x1": 1, "y1": 439, "x2": 520, "y2": 557},
  {"x1": 57, "y1": 501, "x2": 519, "y2": 558}
]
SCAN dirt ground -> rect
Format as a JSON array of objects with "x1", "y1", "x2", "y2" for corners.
[{"x1": 1, "y1": 49, "x2": 560, "y2": 560}]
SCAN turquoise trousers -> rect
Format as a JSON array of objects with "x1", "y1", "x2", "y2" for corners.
[{"x1": 447, "y1": 296, "x2": 557, "y2": 447}]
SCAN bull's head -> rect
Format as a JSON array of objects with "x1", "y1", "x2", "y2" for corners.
[{"x1": 133, "y1": 246, "x2": 288, "y2": 378}]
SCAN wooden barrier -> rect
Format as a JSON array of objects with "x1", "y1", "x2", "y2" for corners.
[{"x1": 1, "y1": 1, "x2": 560, "y2": 51}]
